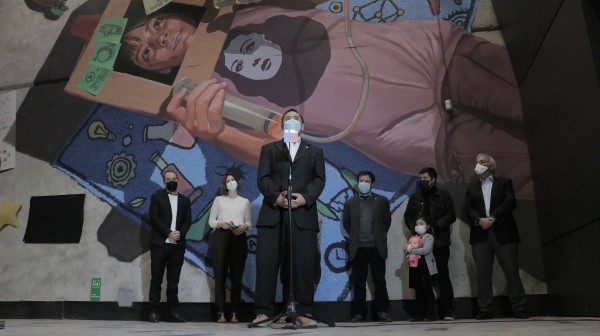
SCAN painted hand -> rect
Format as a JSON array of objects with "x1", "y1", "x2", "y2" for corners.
[{"x1": 167, "y1": 79, "x2": 227, "y2": 142}]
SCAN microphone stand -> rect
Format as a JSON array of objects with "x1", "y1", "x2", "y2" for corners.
[{"x1": 248, "y1": 141, "x2": 334, "y2": 329}]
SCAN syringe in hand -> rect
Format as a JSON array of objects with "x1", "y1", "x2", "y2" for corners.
[{"x1": 172, "y1": 77, "x2": 283, "y2": 139}]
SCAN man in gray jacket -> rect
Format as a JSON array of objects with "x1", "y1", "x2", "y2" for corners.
[{"x1": 343, "y1": 171, "x2": 392, "y2": 323}]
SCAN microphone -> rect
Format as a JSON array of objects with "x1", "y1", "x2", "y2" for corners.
[{"x1": 283, "y1": 128, "x2": 299, "y2": 144}]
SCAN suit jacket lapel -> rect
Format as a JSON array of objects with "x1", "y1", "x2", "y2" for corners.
[
  {"x1": 490, "y1": 178, "x2": 500, "y2": 210},
  {"x1": 162, "y1": 189, "x2": 175, "y2": 227},
  {"x1": 294, "y1": 142, "x2": 310, "y2": 162}
]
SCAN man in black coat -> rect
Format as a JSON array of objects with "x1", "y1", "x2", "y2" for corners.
[
  {"x1": 404, "y1": 167, "x2": 457, "y2": 320},
  {"x1": 343, "y1": 171, "x2": 393, "y2": 323},
  {"x1": 464, "y1": 154, "x2": 528, "y2": 320},
  {"x1": 148, "y1": 170, "x2": 192, "y2": 323},
  {"x1": 253, "y1": 109, "x2": 326, "y2": 326}
]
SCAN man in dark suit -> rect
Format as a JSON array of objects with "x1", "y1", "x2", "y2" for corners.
[
  {"x1": 253, "y1": 109, "x2": 326, "y2": 326},
  {"x1": 404, "y1": 167, "x2": 457, "y2": 320},
  {"x1": 343, "y1": 171, "x2": 393, "y2": 323},
  {"x1": 148, "y1": 170, "x2": 192, "y2": 323},
  {"x1": 464, "y1": 154, "x2": 528, "y2": 320}
]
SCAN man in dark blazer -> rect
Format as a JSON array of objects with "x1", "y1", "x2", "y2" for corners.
[
  {"x1": 464, "y1": 154, "x2": 528, "y2": 320},
  {"x1": 253, "y1": 109, "x2": 326, "y2": 326},
  {"x1": 343, "y1": 171, "x2": 393, "y2": 323},
  {"x1": 148, "y1": 170, "x2": 192, "y2": 323}
]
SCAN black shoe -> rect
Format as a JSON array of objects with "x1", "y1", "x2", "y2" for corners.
[
  {"x1": 476, "y1": 311, "x2": 494, "y2": 320},
  {"x1": 375, "y1": 311, "x2": 393, "y2": 322},
  {"x1": 167, "y1": 313, "x2": 186, "y2": 323},
  {"x1": 148, "y1": 312, "x2": 160, "y2": 323},
  {"x1": 514, "y1": 310, "x2": 529, "y2": 319},
  {"x1": 410, "y1": 316, "x2": 424, "y2": 322},
  {"x1": 350, "y1": 314, "x2": 365, "y2": 323},
  {"x1": 443, "y1": 310, "x2": 455, "y2": 321}
]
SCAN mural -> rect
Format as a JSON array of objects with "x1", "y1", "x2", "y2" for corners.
[{"x1": 8, "y1": 0, "x2": 542, "y2": 305}]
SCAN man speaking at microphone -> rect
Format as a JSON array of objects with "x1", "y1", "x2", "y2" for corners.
[{"x1": 253, "y1": 109, "x2": 326, "y2": 326}]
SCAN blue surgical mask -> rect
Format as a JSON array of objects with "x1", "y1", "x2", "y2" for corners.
[
  {"x1": 283, "y1": 118, "x2": 302, "y2": 131},
  {"x1": 358, "y1": 182, "x2": 371, "y2": 194}
]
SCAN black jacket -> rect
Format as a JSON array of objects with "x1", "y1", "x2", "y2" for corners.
[
  {"x1": 404, "y1": 186, "x2": 456, "y2": 247},
  {"x1": 149, "y1": 189, "x2": 192, "y2": 248},
  {"x1": 464, "y1": 176, "x2": 520, "y2": 245},
  {"x1": 256, "y1": 140, "x2": 326, "y2": 231}
]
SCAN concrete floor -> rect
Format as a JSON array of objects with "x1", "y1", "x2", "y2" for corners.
[{"x1": 2, "y1": 318, "x2": 600, "y2": 336}]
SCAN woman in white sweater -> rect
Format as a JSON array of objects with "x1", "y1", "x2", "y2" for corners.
[{"x1": 208, "y1": 174, "x2": 252, "y2": 323}]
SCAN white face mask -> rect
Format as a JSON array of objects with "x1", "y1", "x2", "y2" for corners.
[
  {"x1": 226, "y1": 180, "x2": 238, "y2": 192},
  {"x1": 415, "y1": 225, "x2": 428, "y2": 235},
  {"x1": 474, "y1": 163, "x2": 488, "y2": 175}
]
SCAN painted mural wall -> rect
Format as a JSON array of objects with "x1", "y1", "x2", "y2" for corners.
[{"x1": 0, "y1": 0, "x2": 546, "y2": 307}]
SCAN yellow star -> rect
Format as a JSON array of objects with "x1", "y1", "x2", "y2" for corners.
[{"x1": 0, "y1": 198, "x2": 22, "y2": 230}]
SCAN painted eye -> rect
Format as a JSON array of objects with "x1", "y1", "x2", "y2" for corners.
[
  {"x1": 143, "y1": 47, "x2": 151, "y2": 62},
  {"x1": 243, "y1": 41, "x2": 255, "y2": 54},
  {"x1": 235, "y1": 61, "x2": 243, "y2": 73}
]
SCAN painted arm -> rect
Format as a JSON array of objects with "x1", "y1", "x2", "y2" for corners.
[{"x1": 167, "y1": 79, "x2": 273, "y2": 166}]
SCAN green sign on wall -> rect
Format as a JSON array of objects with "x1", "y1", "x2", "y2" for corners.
[{"x1": 90, "y1": 278, "x2": 101, "y2": 301}]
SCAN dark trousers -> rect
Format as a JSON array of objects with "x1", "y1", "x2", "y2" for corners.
[
  {"x1": 149, "y1": 243, "x2": 185, "y2": 314},
  {"x1": 210, "y1": 229, "x2": 248, "y2": 312},
  {"x1": 433, "y1": 246, "x2": 455, "y2": 315},
  {"x1": 254, "y1": 222, "x2": 318, "y2": 316},
  {"x1": 350, "y1": 246, "x2": 389, "y2": 317},
  {"x1": 415, "y1": 286, "x2": 437, "y2": 320},
  {"x1": 471, "y1": 230, "x2": 527, "y2": 313}
]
